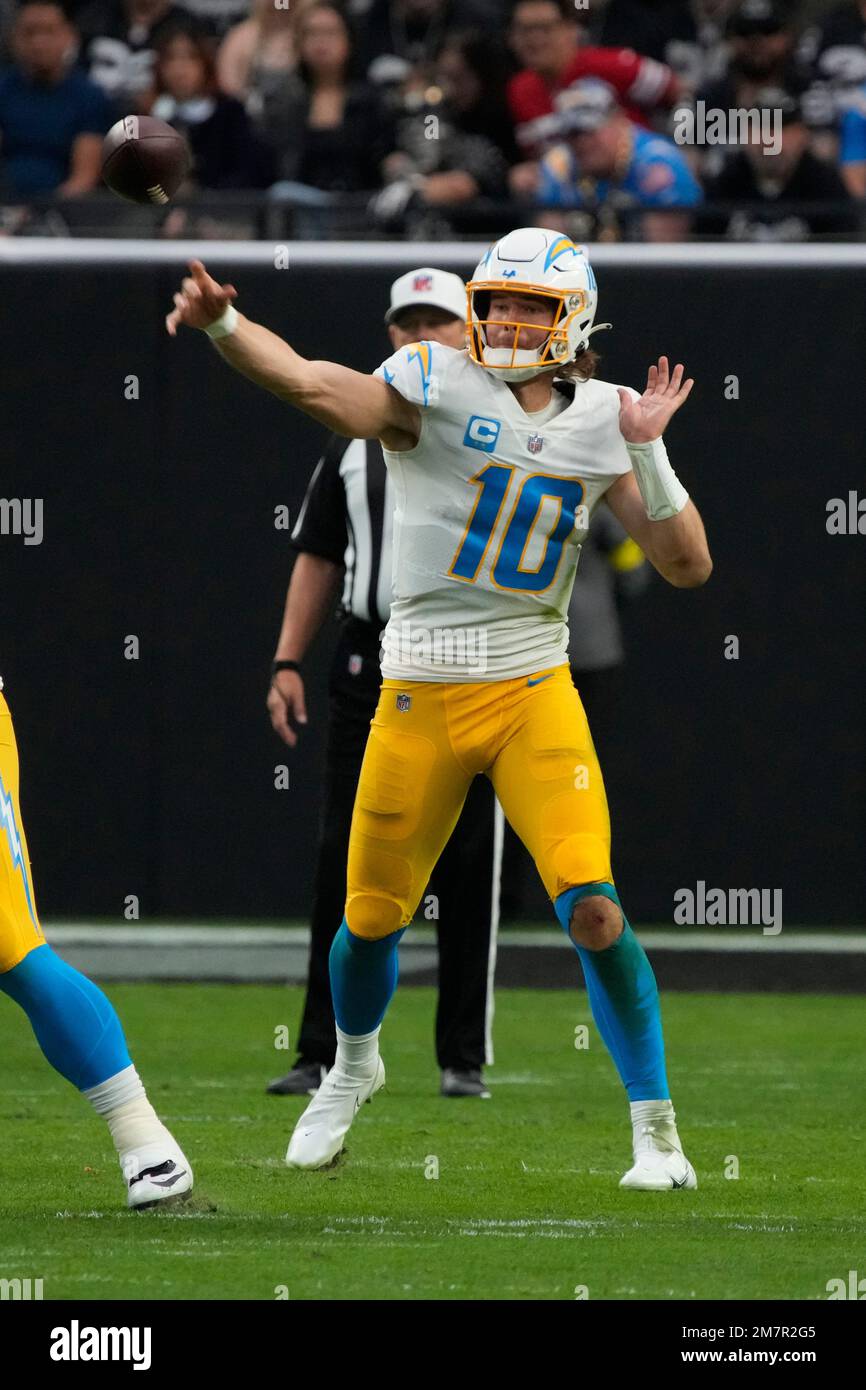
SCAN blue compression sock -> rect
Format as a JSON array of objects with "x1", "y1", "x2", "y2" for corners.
[
  {"x1": 329, "y1": 918, "x2": 404, "y2": 1034},
  {"x1": 555, "y1": 883, "x2": 669, "y2": 1101},
  {"x1": 0, "y1": 944, "x2": 132, "y2": 1090}
]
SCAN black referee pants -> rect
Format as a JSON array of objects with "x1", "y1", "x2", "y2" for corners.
[{"x1": 296, "y1": 619, "x2": 501, "y2": 1071}]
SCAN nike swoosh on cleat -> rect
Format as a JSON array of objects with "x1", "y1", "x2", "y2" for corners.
[
  {"x1": 527, "y1": 674, "x2": 553, "y2": 687},
  {"x1": 148, "y1": 1169, "x2": 188, "y2": 1189},
  {"x1": 129, "y1": 1159, "x2": 183, "y2": 1189}
]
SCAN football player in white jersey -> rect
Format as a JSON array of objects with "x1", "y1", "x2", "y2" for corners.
[{"x1": 167, "y1": 227, "x2": 712, "y2": 1190}]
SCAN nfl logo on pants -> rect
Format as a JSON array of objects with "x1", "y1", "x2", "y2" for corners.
[
  {"x1": 527, "y1": 433, "x2": 544, "y2": 454},
  {"x1": 396, "y1": 693, "x2": 411, "y2": 712}
]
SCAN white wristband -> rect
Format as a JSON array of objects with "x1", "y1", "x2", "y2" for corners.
[
  {"x1": 626, "y1": 437, "x2": 689, "y2": 521},
  {"x1": 204, "y1": 304, "x2": 238, "y2": 340}
]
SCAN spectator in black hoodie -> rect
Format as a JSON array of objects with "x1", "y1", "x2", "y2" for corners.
[
  {"x1": 371, "y1": 29, "x2": 517, "y2": 233},
  {"x1": 358, "y1": 0, "x2": 501, "y2": 92},
  {"x1": 75, "y1": 0, "x2": 205, "y2": 111},
  {"x1": 148, "y1": 23, "x2": 274, "y2": 188},
  {"x1": 688, "y1": 0, "x2": 816, "y2": 178},
  {"x1": 259, "y1": 2, "x2": 393, "y2": 194},
  {"x1": 705, "y1": 86, "x2": 856, "y2": 240}
]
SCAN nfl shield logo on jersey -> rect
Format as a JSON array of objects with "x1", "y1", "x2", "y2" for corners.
[
  {"x1": 527, "y1": 433, "x2": 544, "y2": 454},
  {"x1": 396, "y1": 693, "x2": 411, "y2": 712},
  {"x1": 348, "y1": 653, "x2": 363, "y2": 676}
]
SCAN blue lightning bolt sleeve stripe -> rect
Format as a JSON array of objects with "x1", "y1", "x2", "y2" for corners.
[{"x1": 1, "y1": 773, "x2": 37, "y2": 926}]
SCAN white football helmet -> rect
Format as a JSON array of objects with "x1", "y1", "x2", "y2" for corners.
[{"x1": 467, "y1": 227, "x2": 601, "y2": 382}]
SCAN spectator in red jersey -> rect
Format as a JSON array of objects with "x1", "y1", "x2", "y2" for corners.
[
  {"x1": 593, "y1": 0, "x2": 704, "y2": 94},
  {"x1": 507, "y1": 0, "x2": 681, "y2": 159}
]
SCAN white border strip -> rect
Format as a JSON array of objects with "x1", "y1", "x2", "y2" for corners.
[
  {"x1": 2, "y1": 238, "x2": 866, "y2": 268},
  {"x1": 42, "y1": 924, "x2": 866, "y2": 954}
]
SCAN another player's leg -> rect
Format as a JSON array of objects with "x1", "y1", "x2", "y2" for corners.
[
  {"x1": 0, "y1": 696, "x2": 192, "y2": 1209},
  {"x1": 286, "y1": 679, "x2": 473, "y2": 1168},
  {"x1": 490, "y1": 667, "x2": 696, "y2": 1191}
]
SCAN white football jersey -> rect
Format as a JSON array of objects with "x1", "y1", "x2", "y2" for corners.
[{"x1": 374, "y1": 342, "x2": 637, "y2": 682}]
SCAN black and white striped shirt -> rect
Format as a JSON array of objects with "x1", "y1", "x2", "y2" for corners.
[{"x1": 290, "y1": 435, "x2": 393, "y2": 629}]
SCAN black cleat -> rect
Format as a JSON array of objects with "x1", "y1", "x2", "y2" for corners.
[
  {"x1": 266, "y1": 1060, "x2": 327, "y2": 1096},
  {"x1": 440, "y1": 1068, "x2": 491, "y2": 1099}
]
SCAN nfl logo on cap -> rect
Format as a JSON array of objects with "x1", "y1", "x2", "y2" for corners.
[
  {"x1": 396, "y1": 693, "x2": 411, "y2": 712},
  {"x1": 385, "y1": 267, "x2": 467, "y2": 325},
  {"x1": 527, "y1": 433, "x2": 544, "y2": 454}
]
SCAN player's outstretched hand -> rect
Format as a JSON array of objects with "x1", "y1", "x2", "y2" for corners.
[
  {"x1": 617, "y1": 356, "x2": 694, "y2": 444},
  {"x1": 267, "y1": 670, "x2": 308, "y2": 748},
  {"x1": 165, "y1": 259, "x2": 238, "y2": 336}
]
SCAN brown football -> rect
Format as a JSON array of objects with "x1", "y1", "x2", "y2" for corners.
[{"x1": 102, "y1": 115, "x2": 191, "y2": 205}]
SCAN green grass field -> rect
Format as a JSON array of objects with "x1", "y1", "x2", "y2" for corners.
[{"x1": 1, "y1": 984, "x2": 863, "y2": 1301}]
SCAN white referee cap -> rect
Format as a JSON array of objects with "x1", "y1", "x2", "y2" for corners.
[{"x1": 385, "y1": 267, "x2": 467, "y2": 325}]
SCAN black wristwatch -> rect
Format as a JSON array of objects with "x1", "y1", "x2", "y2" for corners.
[{"x1": 270, "y1": 659, "x2": 301, "y2": 678}]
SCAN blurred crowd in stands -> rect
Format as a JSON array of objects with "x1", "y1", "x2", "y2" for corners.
[{"x1": 2, "y1": 0, "x2": 866, "y2": 239}]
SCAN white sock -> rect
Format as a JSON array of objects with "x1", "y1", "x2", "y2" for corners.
[
  {"x1": 630, "y1": 1099, "x2": 681, "y2": 1148},
  {"x1": 83, "y1": 1064, "x2": 173, "y2": 1160},
  {"x1": 335, "y1": 1025, "x2": 380, "y2": 1080}
]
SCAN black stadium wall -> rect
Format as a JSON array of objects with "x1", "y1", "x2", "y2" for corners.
[{"x1": 1, "y1": 244, "x2": 864, "y2": 926}]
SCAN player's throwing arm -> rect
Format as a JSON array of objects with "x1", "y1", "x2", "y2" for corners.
[{"x1": 165, "y1": 260, "x2": 419, "y2": 449}]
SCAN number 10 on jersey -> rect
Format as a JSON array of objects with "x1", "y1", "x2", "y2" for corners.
[{"x1": 448, "y1": 463, "x2": 585, "y2": 593}]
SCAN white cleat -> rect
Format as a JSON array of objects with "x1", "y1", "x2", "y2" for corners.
[
  {"x1": 285, "y1": 1057, "x2": 385, "y2": 1169},
  {"x1": 125, "y1": 1141, "x2": 194, "y2": 1210},
  {"x1": 619, "y1": 1123, "x2": 697, "y2": 1191}
]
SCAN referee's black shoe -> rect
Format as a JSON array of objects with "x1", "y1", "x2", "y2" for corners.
[
  {"x1": 267, "y1": 1060, "x2": 327, "y2": 1095},
  {"x1": 440, "y1": 1068, "x2": 491, "y2": 1099}
]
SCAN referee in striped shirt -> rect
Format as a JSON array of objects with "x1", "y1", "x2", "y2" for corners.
[{"x1": 266, "y1": 268, "x2": 503, "y2": 1100}]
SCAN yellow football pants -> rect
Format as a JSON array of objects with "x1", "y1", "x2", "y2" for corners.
[
  {"x1": 0, "y1": 693, "x2": 44, "y2": 973},
  {"x1": 346, "y1": 665, "x2": 613, "y2": 939}
]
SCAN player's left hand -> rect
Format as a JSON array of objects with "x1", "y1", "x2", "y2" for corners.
[{"x1": 617, "y1": 357, "x2": 694, "y2": 444}]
